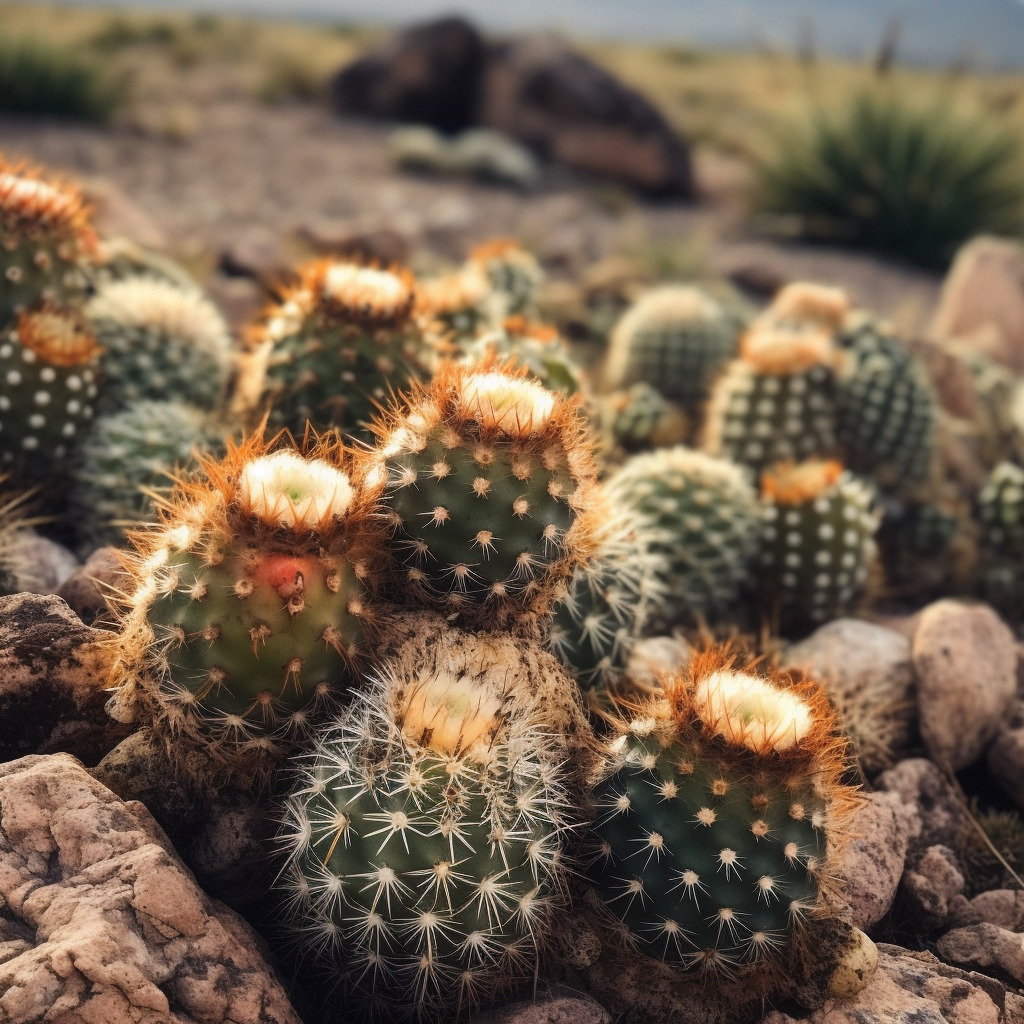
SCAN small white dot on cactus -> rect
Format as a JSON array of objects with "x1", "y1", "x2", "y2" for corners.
[
  {"x1": 20, "y1": 347, "x2": 35, "y2": 363},
  {"x1": 818, "y1": 523, "x2": 835, "y2": 539},
  {"x1": 33, "y1": 390, "x2": 50, "y2": 405},
  {"x1": 65, "y1": 375, "x2": 81, "y2": 391},
  {"x1": 21, "y1": 436, "x2": 37, "y2": 449},
  {"x1": 28, "y1": 413, "x2": 44, "y2": 429},
  {"x1": 0, "y1": 345, "x2": 10, "y2": 359},
  {"x1": 6, "y1": 370, "x2": 20, "y2": 385},
  {"x1": 696, "y1": 806, "x2": 716, "y2": 826}
]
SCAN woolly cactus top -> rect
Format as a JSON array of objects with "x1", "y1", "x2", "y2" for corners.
[
  {"x1": 740, "y1": 324, "x2": 837, "y2": 375},
  {"x1": 0, "y1": 162, "x2": 94, "y2": 248},
  {"x1": 416, "y1": 265, "x2": 489, "y2": 318},
  {"x1": 761, "y1": 458, "x2": 844, "y2": 504},
  {"x1": 321, "y1": 262, "x2": 415, "y2": 321},
  {"x1": 759, "y1": 282, "x2": 850, "y2": 333},
  {"x1": 14, "y1": 309, "x2": 102, "y2": 366}
]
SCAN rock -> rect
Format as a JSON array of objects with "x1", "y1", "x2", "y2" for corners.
[
  {"x1": 931, "y1": 236, "x2": 1024, "y2": 372},
  {"x1": 57, "y1": 545, "x2": 125, "y2": 626},
  {"x1": 938, "y1": 923, "x2": 1024, "y2": 984},
  {"x1": 782, "y1": 618, "x2": 916, "y2": 774},
  {"x1": 478, "y1": 35, "x2": 693, "y2": 196},
  {"x1": 474, "y1": 989, "x2": 611, "y2": 1024},
  {"x1": 900, "y1": 845, "x2": 966, "y2": 929},
  {"x1": 875, "y1": 758, "x2": 971, "y2": 857},
  {"x1": 0, "y1": 593, "x2": 129, "y2": 766},
  {"x1": 298, "y1": 216, "x2": 416, "y2": 265},
  {"x1": 80, "y1": 176, "x2": 168, "y2": 252},
  {"x1": 987, "y1": 702, "x2": 1024, "y2": 811},
  {"x1": 912, "y1": 600, "x2": 1016, "y2": 770},
  {"x1": 833, "y1": 791, "x2": 909, "y2": 931},
  {"x1": 763, "y1": 944, "x2": 1013, "y2": 1024},
  {"x1": 952, "y1": 890, "x2": 1024, "y2": 931},
  {"x1": 330, "y1": 17, "x2": 485, "y2": 132},
  {"x1": 9, "y1": 529, "x2": 80, "y2": 593},
  {"x1": 218, "y1": 226, "x2": 293, "y2": 287},
  {"x1": 0, "y1": 753, "x2": 300, "y2": 1024}
]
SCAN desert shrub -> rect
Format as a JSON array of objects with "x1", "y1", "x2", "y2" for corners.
[
  {"x1": 757, "y1": 88, "x2": 1024, "y2": 267},
  {"x1": 0, "y1": 34, "x2": 121, "y2": 121}
]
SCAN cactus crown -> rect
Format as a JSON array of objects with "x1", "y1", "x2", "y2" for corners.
[
  {"x1": 0, "y1": 158, "x2": 95, "y2": 248},
  {"x1": 739, "y1": 324, "x2": 837, "y2": 375},
  {"x1": 761, "y1": 459, "x2": 844, "y2": 505},
  {"x1": 760, "y1": 283, "x2": 850, "y2": 333},
  {"x1": 14, "y1": 308, "x2": 102, "y2": 366}
]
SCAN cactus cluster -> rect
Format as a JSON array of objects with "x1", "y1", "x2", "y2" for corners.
[{"x1": 977, "y1": 461, "x2": 1024, "y2": 612}]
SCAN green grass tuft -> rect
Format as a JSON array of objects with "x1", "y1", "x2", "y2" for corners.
[
  {"x1": 756, "y1": 87, "x2": 1024, "y2": 267},
  {"x1": 0, "y1": 33, "x2": 122, "y2": 121}
]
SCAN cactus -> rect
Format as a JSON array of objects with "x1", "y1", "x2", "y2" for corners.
[
  {"x1": 758, "y1": 282, "x2": 849, "y2": 334},
  {"x1": 248, "y1": 259, "x2": 429, "y2": 442},
  {"x1": 834, "y1": 317, "x2": 936, "y2": 490},
  {"x1": 0, "y1": 308, "x2": 102, "y2": 481},
  {"x1": 606, "y1": 446, "x2": 761, "y2": 627},
  {"x1": 86, "y1": 277, "x2": 234, "y2": 414},
  {"x1": 416, "y1": 264, "x2": 492, "y2": 345},
  {"x1": 589, "y1": 646, "x2": 857, "y2": 980},
  {"x1": 757, "y1": 460, "x2": 879, "y2": 632},
  {"x1": 462, "y1": 317, "x2": 583, "y2": 395},
  {"x1": 604, "y1": 285, "x2": 742, "y2": 417},
  {"x1": 703, "y1": 324, "x2": 839, "y2": 477},
  {"x1": 549, "y1": 504, "x2": 668, "y2": 693},
  {"x1": 469, "y1": 240, "x2": 542, "y2": 319},
  {"x1": 977, "y1": 461, "x2": 1024, "y2": 614},
  {"x1": 366, "y1": 359, "x2": 598, "y2": 626},
  {"x1": 0, "y1": 476, "x2": 40, "y2": 594},
  {"x1": 0, "y1": 157, "x2": 96, "y2": 326},
  {"x1": 107, "y1": 434, "x2": 372, "y2": 784},
  {"x1": 69, "y1": 399, "x2": 226, "y2": 551},
  {"x1": 876, "y1": 499, "x2": 959, "y2": 598},
  {"x1": 91, "y1": 236, "x2": 200, "y2": 292},
  {"x1": 276, "y1": 635, "x2": 574, "y2": 1020}
]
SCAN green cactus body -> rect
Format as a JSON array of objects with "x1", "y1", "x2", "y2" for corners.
[
  {"x1": 599, "y1": 383, "x2": 687, "y2": 453},
  {"x1": 605, "y1": 286, "x2": 742, "y2": 415},
  {"x1": 372, "y1": 362, "x2": 596, "y2": 622},
  {"x1": 757, "y1": 461, "x2": 879, "y2": 631},
  {"x1": 589, "y1": 659, "x2": 853, "y2": 977},
  {"x1": 835, "y1": 319, "x2": 936, "y2": 489},
  {"x1": 0, "y1": 310, "x2": 101, "y2": 480},
  {"x1": 470, "y1": 240, "x2": 543, "y2": 318},
  {"x1": 978, "y1": 462, "x2": 1024, "y2": 614},
  {"x1": 416, "y1": 265, "x2": 492, "y2": 346},
  {"x1": 257, "y1": 261, "x2": 427, "y2": 441},
  {"x1": 113, "y1": 445, "x2": 369, "y2": 778},
  {"x1": 462, "y1": 318, "x2": 582, "y2": 395},
  {"x1": 877, "y1": 500, "x2": 958, "y2": 594},
  {"x1": 91, "y1": 237, "x2": 200, "y2": 292},
  {"x1": 704, "y1": 327, "x2": 838, "y2": 477},
  {"x1": 87, "y1": 278, "x2": 234, "y2": 414},
  {"x1": 606, "y1": 447, "x2": 760, "y2": 626},
  {"x1": 277, "y1": 654, "x2": 571, "y2": 1020},
  {"x1": 70, "y1": 399, "x2": 226, "y2": 550},
  {"x1": 0, "y1": 168, "x2": 95, "y2": 326},
  {"x1": 549, "y1": 511, "x2": 668, "y2": 692}
]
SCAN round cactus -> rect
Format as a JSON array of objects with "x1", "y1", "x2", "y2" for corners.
[
  {"x1": 977, "y1": 461, "x2": 1024, "y2": 614},
  {"x1": 606, "y1": 446, "x2": 761, "y2": 628},
  {"x1": 86, "y1": 277, "x2": 234, "y2": 414},
  {"x1": 0, "y1": 309, "x2": 102, "y2": 481},
  {"x1": 596, "y1": 383, "x2": 688, "y2": 454},
  {"x1": 703, "y1": 325, "x2": 839, "y2": 477},
  {"x1": 469, "y1": 239, "x2": 543, "y2": 319},
  {"x1": 365, "y1": 359, "x2": 598, "y2": 626},
  {"x1": 589, "y1": 647, "x2": 857, "y2": 980},
  {"x1": 0, "y1": 159, "x2": 96, "y2": 326},
  {"x1": 249, "y1": 260, "x2": 430, "y2": 442},
  {"x1": 69, "y1": 399, "x2": 226, "y2": 551},
  {"x1": 462, "y1": 317, "x2": 583, "y2": 395},
  {"x1": 108, "y1": 435, "x2": 372, "y2": 784},
  {"x1": 91, "y1": 236, "x2": 200, "y2": 293},
  {"x1": 604, "y1": 285, "x2": 742, "y2": 416},
  {"x1": 757, "y1": 282, "x2": 850, "y2": 334},
  {"x1": 276, "y1": 637, "x2": 574, "y2": 1020},
  {"x1": 835, "y1": 317, "x2": 936, "y2": 490},
  {"x1": 549, "y1": 502, "x2": 668, "y2": 693},
  {"x1": 757, "y1": 459, "x2": 879, "y2": 632},
  {"x1": 415, "y1": 264, "x2": 493, "y2": 345}
]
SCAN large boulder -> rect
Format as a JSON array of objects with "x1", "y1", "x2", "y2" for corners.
[
  {"x1": 477, "y1": 35, "x2": 693, "y2": 197},
  {"x1": 0, "y1": 753, "x2": 301, "y2": 1024},
  {"x1": 330, "y1": 17, "x2": 485, "y2": 132}
]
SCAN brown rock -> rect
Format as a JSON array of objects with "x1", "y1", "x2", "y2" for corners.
[
  {"x1": 0, "y1": 753, "x2": 300, "y2": 1024},
  {"x1": 475, "y1": 990, "x2": 611, "y2": 1024},
  {"x1": 330, "y1": 17, "x2": 485, "y2": 132},
  {"x1": 57, "y1": 545, "x2": 125, "y2": 626},
  {"x1": 782, "y1": 618, "x2": 916, "y2": 774},
  {"x1": 297, "y1": 217, "x2": 414, "y2": 265},
  {"x1": 912, "y1": 600, "x2": 1017, "y2": 770},
  {"x1": 0, "y1": 593, "x2": 129, "y2": 766},
  {"x1": 9, "y1": 529, "x2": 80, "y2": 593},
  {"x1": 833, "y1": 791, "x2": 909, "y2": 931},
  {"x1": 987, "y1": 701, "x2": 1024, "y2": 811},
  {"x1": 952, "y1": 890, "x2": 1024, "y2": 931},
  {"x1": 938, "y1": 923, "x2": 1024, "y2": 984},
  {"x1": 931, "y1": 236, "x2": 1024, "y2": 371},
  {"x1": 478, "y1": 36, "x2": 693, "y2": 197},
  {"x1": 900, "y1": 845, "x2": 965, "y2": 930},
  {"x1": 875, "y1": 758, "x2": 972, "y2": 857}
]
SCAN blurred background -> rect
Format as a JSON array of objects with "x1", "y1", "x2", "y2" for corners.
[{"x1": 2, "y1": 0, "x2": 1024, "y2": 333}]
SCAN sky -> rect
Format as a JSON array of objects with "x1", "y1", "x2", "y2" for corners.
[{"x1": 39, "y1": 0, "x2": 1024, "y2": 68}]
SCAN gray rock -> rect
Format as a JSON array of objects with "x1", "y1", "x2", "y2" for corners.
[
  {"x1": 330, "y1": 17, "x2": 484, "y2": 132},
  {"x1": 56, "y1": 545, "x2": 124, "y2": 626},
  {"x1": 876, "y1": 758, "x2": 971, "y2": 856},
  {"x1": 0, "y1": 593, "x2": 130, "y2": 766},
  {"x1": 478, "y1": 35, "x2": 693, "y2": 196},
  {"x1": 474, "y1": 990, "x2": 611, "y2": 1024},
  {"x1": 9, "y1": 529, "x2": 80, "y2": 593},
  {"x1": 0, "y1": 753, "x2": 301, "y2": 1024},
  {"x1": 900, "y1": 845, "x2": 966, "y2": 929},
  {"x1": 912, "y1": 600, "x2": 1016, "y2": 770},
  {"x1": 833, "y1": 791, "x2": 909, "y2": 931},
  {"x1": 782, "y1": 618, "x2": 916, "y2": 773},
  {"x1": 952, "y1": 890, "x2": 1024, "y2": 931},
  {"x1": 987, "y1": 702, "x2": 1024, "y2": 810}
]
